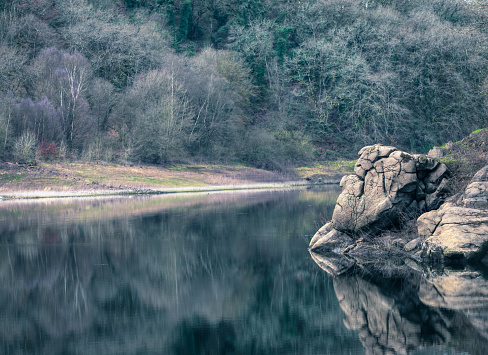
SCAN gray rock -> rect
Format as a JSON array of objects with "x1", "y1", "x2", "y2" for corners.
[
  {"x1": 330, "y1": 145, "x2": 449, "y2": 234},
  {"x1": 419, "y1": 165, "x2": 488, "y2": 263},
  {"x1": 470, "y1": 165, "x2": 488, "y2": 183},
  {"x1": 416, "y1": 181, "x2": 426, "y2": 201},
  {"x1": 404, "y1": 238, "x2": 421, "y2": 252},
  {"x1": 427, "y1": 147, "x2": 444, "y2": 158},
  {"x1": 418, "y1": 200, "x2": 426, "y2": 213},
  {"x1": 309, "y1": 227, "x2": 353, "y2": 253},
  {"x1": 358, "y1": 144, "x2": 397, "y2": 162},
  {"x1": 425, "y1": 178, "x2": 450, "y2": 211},
  {"x1": 417, "y1": 209, "x2": 442, "y2": 239},
  {"x1": 463, "y1": 168, "x2": 488, "y2": 209},
  {"x1": 463, "y1": 181, "x2": 488, "y2": 209},
  {"x1": 414, "y1": 154, "x2": 439, "y2": 171},
  {"x1": 309, "y1": 222, "x2": 334, "y2": 248},
  {"x1": 422, "y1": 207, "x2": 488, "y2": 261},
  {"x1": 424, "y1": 164, "x2": 449, "y2": 194}
]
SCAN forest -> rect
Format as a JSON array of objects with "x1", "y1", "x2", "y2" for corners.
[{"x1": 0, "y1": 0, "x2": 487, "y2": 169}]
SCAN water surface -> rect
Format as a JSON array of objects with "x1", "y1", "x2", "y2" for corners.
[
  {"x1": 1, "y1": 187, "x2": 488, "y2": 355},
  {"x1": 0, "y1": 187, "x2": 364, "y2": 354}
]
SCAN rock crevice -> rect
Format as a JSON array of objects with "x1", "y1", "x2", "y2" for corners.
[
  {"x1": 332, "y1": 145, "x2": 449, "y2": 235},
  {"x1": 420, "y1": 165, "x2": 488, "y2": 262}
]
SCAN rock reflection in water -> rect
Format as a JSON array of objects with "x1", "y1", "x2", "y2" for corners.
[
  {"x1": 0, "y1": 187, "x2": 368, "y2": 354},
  {"x1": 311, "y1": 252, "x2": 488, "y2": 354}
]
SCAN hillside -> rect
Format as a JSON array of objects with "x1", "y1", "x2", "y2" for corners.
[{"x1": 1, "y1": 0, "x2": 487, "y2": 169}]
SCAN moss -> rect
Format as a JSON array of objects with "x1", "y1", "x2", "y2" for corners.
[
  {"x1": 440, "y1": 156, "x2": 457, "y2": 165},
  {"x1": 471, "y1": 128, "x2": 486, "y2": 135}
]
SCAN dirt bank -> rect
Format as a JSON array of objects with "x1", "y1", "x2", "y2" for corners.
[{"x1": 0, "y1": 161, "x2": 346, "y2": 199}]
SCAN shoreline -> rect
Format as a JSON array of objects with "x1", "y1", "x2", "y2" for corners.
[
  {"x1": 0, "y1": 179, "x2": 341, "y2": 201},
  {"x1": 0, "y1": 160, "x2": 348, "y2": 201}
]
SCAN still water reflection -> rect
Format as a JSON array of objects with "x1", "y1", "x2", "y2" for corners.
[
  {"x1": 2, "y1": 187, "x2": 488, "y2": 355},
  {"x1": 311, "y1": 247, "x2": 488, "y2": 355},
  {"x1": 0, "y1": 187, "x2": 364, "y2": 355}
]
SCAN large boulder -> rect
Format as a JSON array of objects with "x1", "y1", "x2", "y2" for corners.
[
  {"x1": 332, "y1": 144, "x2": 449, "y2": 234},
  {"x1": 420, "y1": 165, "x2": 488, "y2": 262}
]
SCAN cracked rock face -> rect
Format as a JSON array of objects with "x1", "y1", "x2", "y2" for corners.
[
  {"x1": 332, "y1": 144, "x2": 449, "y2": 234},
  {"x1": 421, "y1": 165, "x2": 488, "y2": 262}
]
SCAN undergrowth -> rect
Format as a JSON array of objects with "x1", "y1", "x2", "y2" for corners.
[{"x1": 437, "y1": 128, "x2": 488, "y2": 194}]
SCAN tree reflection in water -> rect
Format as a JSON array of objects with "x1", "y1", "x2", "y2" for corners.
[
  {"x1": 311, "y1": 251, "x2": 488, "y2": 354},
  {"x1": 0, "y1": 187, "x2": 369, "y2": 354}
]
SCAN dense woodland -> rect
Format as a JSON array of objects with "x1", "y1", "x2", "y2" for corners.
[{"x1": 0, "y1": 0, "x2": 487, "y2": 168}]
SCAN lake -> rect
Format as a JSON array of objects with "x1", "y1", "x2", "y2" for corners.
[{"x1": 0, "y1": 187, "x2": 487, "y2": 354}]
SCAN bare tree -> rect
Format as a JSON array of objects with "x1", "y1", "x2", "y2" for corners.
[
  {"x1": 113, "y1": 69, "x2": 194, "y2": 163},
  {"x1": 30, "y1": 48, "x2": 94, "y2": 151}
]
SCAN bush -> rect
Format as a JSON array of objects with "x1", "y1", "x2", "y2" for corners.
[
  {"x1": 38, "y1": 140, "x2": 57, "y2": 160},
  {"x1": 13, "y1": 131, "x2": 37, "y2": 163},
  {"x1": 438, "y1": 128, "x2": 488, "y2": 193},
  {"x1": 240, "y1": 128, "x2": 314, "y2": 170}
]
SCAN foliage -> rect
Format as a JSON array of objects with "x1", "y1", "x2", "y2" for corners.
[
  {"x1": 0, "y1": 0, "x2": 487, "y2": 168},
  {"x1": 438, "y1": 128, "x2": 488, "y2": 194},
  {"x1": 114, "y1": 69, "x2": 193, "y2": 163},
  {"x1": 30, "y1": 48, "x2": 95, "y2": 150},
  {"x1": 38, "y1": 140, "x2": 57, "y2": 160}
]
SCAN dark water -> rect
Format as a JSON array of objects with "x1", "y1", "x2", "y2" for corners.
[{"x1": 0, "y1": 187, "x2": 487, "y2": 355}]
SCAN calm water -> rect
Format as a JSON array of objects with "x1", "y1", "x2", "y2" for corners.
[{"x1": 0, "y1": 187, "x2": 487, "y2": 355}]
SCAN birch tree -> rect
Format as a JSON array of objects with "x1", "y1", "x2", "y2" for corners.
[
  {"x1": 114, "y1": 69, "x2": 194, "y2": 163},
  {"x1": 30, "y1": 48, "x2": 94, "y2": 151}
]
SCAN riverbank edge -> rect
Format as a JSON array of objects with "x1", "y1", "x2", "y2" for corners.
[{"x1": 0, "y1": 179, "x2": 341, "y2": 200}]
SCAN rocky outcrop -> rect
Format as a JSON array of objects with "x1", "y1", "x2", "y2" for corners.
[
  {"x1": 463, "y1": 165, "x2": 488, "y2": 209},
  {"x1": 310, "y1": 144, "x2": 449, "y2": 253},
  {"x1": 310, "y1": 144, "x2": 488, "y2": 265},
  {"x1": 332, "y1": 144, "x2": 449, "y2": 234},
  {"x1": 420, "y1": 165, "x2": 488, "y2": 263},
  {"x1": 308, "y1": 222, "x2": 353, "y2": 253}
]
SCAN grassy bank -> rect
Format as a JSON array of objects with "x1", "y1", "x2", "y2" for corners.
[{"x1": 0, "y1": 160, "x2": 353, "y2": 200}]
